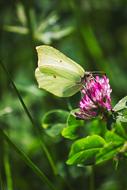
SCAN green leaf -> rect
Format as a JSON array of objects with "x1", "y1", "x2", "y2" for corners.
[
  {"x1": 96, "y1": 130, "x2": 126, "y2": 164},
  {"x1": 113, "y1": 122, "x2": 127, "y2": 139},
  {"x1": 113, "y1": 96, "x2": 127, "y2": 112},
  {"x1": 37, "y1": 27, "x2": 74, "y2": 43},
  {"x1": 96, "y1": 142, "x2": 123, "y2": 165},
  {"x1": 96, "y1": 144, "x2": 123, "y2": 165},
  {"x1": 37, "y1": 13, "x2": 59, "y2": 33},
  {"x1": 3, "y1": 25, "x2": 28, "y2": 34},
  {"x1": 62, "y1": 109, "x2": 83, "y2": 140},
  {"x1": 86, "y1": 119, "x2": 107, "y2": 136},
  {"x1": 42, "y1": 109, "x2": 69, "y2": 137},
  {"x1": 16, "y1": 2, "x2": 27, "y2": 26},
  {"x1": 105, "y1": 131, "x2": 125, "y2": 144},
  {"x1": 67, "y1": 135, "x2": 106, "y2": 165}
]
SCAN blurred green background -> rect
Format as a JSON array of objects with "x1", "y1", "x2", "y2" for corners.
[{"x1": 0, "y1": 0, "x2": 127, "y2": 190}]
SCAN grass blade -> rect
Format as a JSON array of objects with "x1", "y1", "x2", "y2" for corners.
[{"x1": 0, "y1": 61, "x2": 57, "y2": 175}]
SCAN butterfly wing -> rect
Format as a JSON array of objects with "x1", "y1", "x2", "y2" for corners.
[
  {"x1": 35, "y1": 68, "x2": 83, "y2": 97},
  {"x1": 35, "y1": 45, "x2": 85, "y2": 97}
]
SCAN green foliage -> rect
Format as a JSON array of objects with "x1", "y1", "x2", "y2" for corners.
[
  {"x1": 62, "y1": 109, "x2": 84, "y2": 140},
  {"x1": 105, "y1": 131, "x2": 125, "y2": 144},
  {"x1": 96, "y1": 131, "x2": 126, "y2": 164},
  {"x1": 96, "y1": 143, "x2": 121, "y2": 165},
  {"x1": 0, "y1": 129, "x2": 57, "y2": 190},
  {"x1": 3, "y1": 2, "x2": 74, "y2": 44},
  {"x1": 67, "y1": 135, "x2": 106, "y2": 165},
  {"x1": 42, "y1": 109, "x2": 69, "y2": 137},
  {"x1": 85, "y1": 119, "x2": 107, "y2": 136}
]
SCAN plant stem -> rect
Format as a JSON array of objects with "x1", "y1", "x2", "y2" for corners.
[
  {"x1": 0, "y1": 172, "x2": 5, "y2": 190},
  {"x1": 89, "y1": 166, "x2": 95, "y2": 190},
  {"x1": 4, "y1": 142, "x2": 13, "y2": 190},
  {"x1": 22, "y1": 1, "x2": 36, "y2": 66}
]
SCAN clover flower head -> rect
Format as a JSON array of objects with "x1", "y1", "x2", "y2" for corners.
[{"x1": 76, "y1": 75, "x2": 112, "y2": 120}]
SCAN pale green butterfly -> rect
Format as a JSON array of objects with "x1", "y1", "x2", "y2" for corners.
[{"x1": 35, "y1": 45, "x2": 100, "y2": 97}]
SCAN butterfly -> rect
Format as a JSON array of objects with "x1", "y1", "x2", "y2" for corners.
[{"x1": 35, "y1": 45, "x2": 103, "y2": 97}]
